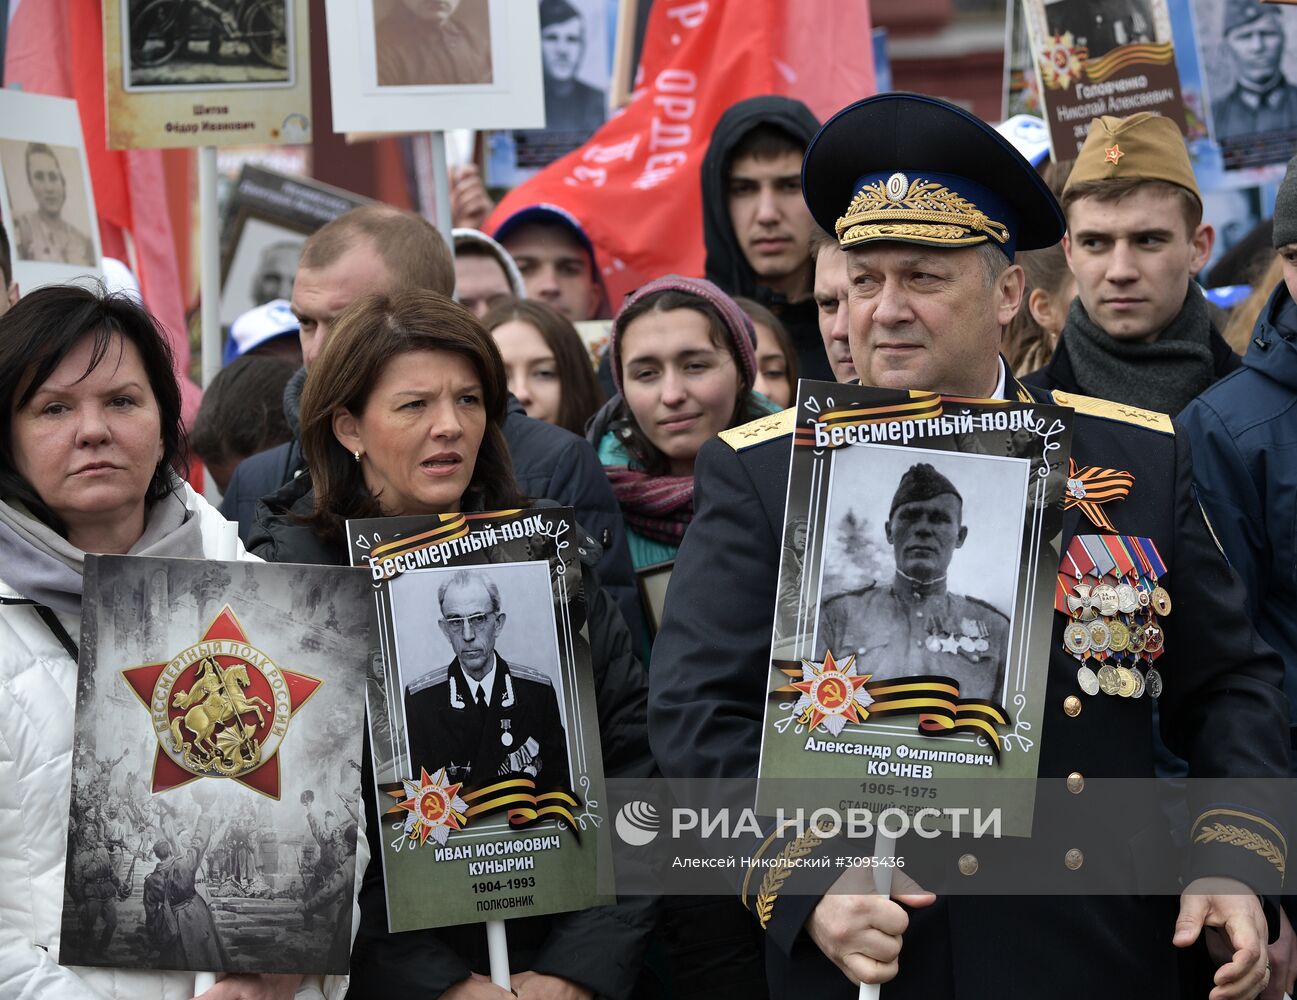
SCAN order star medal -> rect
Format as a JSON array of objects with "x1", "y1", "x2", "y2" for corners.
[
  {"x1": 792, "y1": 650, "x2": 874, "y2": 736},
  {"x1": 122, "y1": 605, "x2": 323, "y2": 799},
  {"x1": 396, "y1": 767, "x2": 469, "y2": 847}
]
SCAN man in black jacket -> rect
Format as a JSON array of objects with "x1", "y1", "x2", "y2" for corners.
[
  {"x1": 650, "y1": 93, "x2": 1290, "y2": 1000},
  {"x1": 701, "y1": 96, "x2": 832, "y2": 383},
  {"x1": 1023, "y1": 112, "x2": 1237, "y2": 416},
  {"x1": 219, "y1": 204, "x2": 643, "y2": 637}
]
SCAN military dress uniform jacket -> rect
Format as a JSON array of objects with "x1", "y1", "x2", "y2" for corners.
[
  {"x1": 648, "y1": 374, "x2": 1290, "y2": 999},
  {"x1": 405, "y1": 655, "x2": 573, "y2": 794}
]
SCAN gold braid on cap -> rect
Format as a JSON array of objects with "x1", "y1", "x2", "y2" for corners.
[{"x1": 835, "y1": 173, "x2": 1011, "y2": 250}]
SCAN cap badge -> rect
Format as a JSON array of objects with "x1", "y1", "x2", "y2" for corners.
[
  {"x1": 1104, "y1": 143, "x2": 1124, "y2": 165},
  {"x1": 836, "y1": 175, "x2": 1009, "y2": 250},
  {"x1": 885, "y1": 172, "x2": 909, "y2": 201}
]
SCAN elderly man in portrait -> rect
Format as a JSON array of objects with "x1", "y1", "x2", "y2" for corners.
[
  {"x1": 375, "y1": 0, "x2": 492, "y2": 87},
  {"x1": 816, "y1": 463, "x2": 1010, "y2": 702},
  {"x1": 1213, "y1": 0, "x2": 1297, "y2": 141},
  {"x1": 404, "y1": 569, "x2": 571, "y2": 793},
  {"x1": 13, "y1": 143, "x2": 94, "y2": 267}
]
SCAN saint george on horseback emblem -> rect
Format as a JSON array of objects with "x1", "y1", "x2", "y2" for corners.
[{"x1": 123, "y1": 605, "x2": 323, "y2": 798}]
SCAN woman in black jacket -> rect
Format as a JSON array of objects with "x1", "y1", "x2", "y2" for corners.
[{"x1": 249, "y1": 290, "x2": 656, "y2": 1000}]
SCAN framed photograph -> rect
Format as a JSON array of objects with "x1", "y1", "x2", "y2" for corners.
[
  {"x1": 219, "y1": 210, "x2": 310, "y2": 328},
  {"x1": 0, "y1": 91, "x2": 103, "y2": 293},
  {"x1": 325, "y1": 0, "x2": 544, "y2": 133},
  {"x1": 510, "y1": 0, "x2": 610, "y2": 172},
  {"x1": 757, "y1": 382, "x2": 1075, "y2": 836},
  {"x1": 635, "y1": 560, "x2": 673, "y2": 639},
  {"x1": 59, "y1": 556, "x2": 370, "y2": 975},
  {"x1": 1191, "y1": 0, "x2": 1297, "y2": 169},
  {"x1": 1020, "y1": 0, "x2": 1188, "y2": 157},
  {"x1": 104, "y1": 0, "x2": 312, "y2": 149},
  {"x1": 347, "y1": 507, "x2": 611, "y2": 932}
]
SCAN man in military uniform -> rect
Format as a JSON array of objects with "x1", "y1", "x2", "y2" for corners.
[
  {"x1": 649, "y1": 92, "x2": 1291, "y2": 1000},
  {"x1": 404, "y1": 569, "x2": 572, "y2": 794},
  {"x1": 1212, "y1": 0, "x2": 1297, "y2": 143},
  {"x1": 818, "y1": 463, "x2": 1009, "y2": 702}
]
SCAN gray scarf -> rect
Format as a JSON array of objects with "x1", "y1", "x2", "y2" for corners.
[
  {"x1": 0, "y1": 479, "x2": 206, "y2": 615},
  {"x1": 1059, "y1": 284, "x2": 1219, "y2": 416}
]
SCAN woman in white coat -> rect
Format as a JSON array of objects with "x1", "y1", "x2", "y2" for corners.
[{"x1": 0, "y1": 286, "x2": 353, "y2": 1000}]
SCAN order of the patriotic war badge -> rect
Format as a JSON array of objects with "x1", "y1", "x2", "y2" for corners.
[{"x1": 59, "y1": 556, "x2": 369, "y2": 975}]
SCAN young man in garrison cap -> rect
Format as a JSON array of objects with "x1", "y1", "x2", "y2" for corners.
[
  {"x1": 1023, "y1": 112, "x2": 1237, "y2": 416},
  {"x1": 1213, "y1": 0, "x2": 1297, "y2": 143},
  {"x1": 649, "y1": 92, "x2": 1290, "y2": 1000}
]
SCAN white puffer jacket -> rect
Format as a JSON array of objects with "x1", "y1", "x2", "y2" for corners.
[{"x1": 0, "y1": 486, "x2": 361, "y2": 1000}]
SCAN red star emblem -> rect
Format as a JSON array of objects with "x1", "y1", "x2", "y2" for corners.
[
  {"x1": 1104, "y1": 143, "x2": 1124, "y2": 165},
  {"x1": 791, "y1": 650, "x2": 873, "y2": 732},
  {"x1": 122, "y1": 605, "x2": 321, "y2": 798}
]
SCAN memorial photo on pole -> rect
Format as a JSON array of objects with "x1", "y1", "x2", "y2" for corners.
[
  {"x1": 759, "y1": 382, "x2": 1074, "y2": 835},
  {"x1": 58, "y1": 556, "x2": 370, "y2": 975},
  {"x1": 0, "y1": 139, "x2": 96, "y2": 267},
  {"x1": 1192, "y1": 0, "x2": 1297, "y2": 169},
  {"x1": 349, "y1": 506, "x2": 611, "y2": 932}
]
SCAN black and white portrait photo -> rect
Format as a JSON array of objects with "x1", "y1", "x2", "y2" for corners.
[
  {"x1": 814, "y1": 446, "x2": 1029, "y2": 702},
  {"x1": 1195, "y1": 0, "x2": 1297, "y2": 147},
  {"x1": 0, "y1": 139, "x2": 95, "y2": 267},
  {"x1": 220, "y1": 215, "x2": 307, "y2": 328},
  {"x1": 513, "y1": 0, "x2": 609, "y2": 169},
  {"x1": 124, "y1": 0, "x2": 293, "y2": 90},
  {"x1": 372, "y1": 0, "x2": 494, "y2": 87},
  {"x1": 390, "y1": 562, "x2": 573, "y2": 794},
  {"x1": 1042, "y1": 0, "x2": 1158, "y2": 61}
]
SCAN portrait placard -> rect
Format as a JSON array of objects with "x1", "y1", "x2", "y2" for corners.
[
  {"x1": 0, "y1": 90, "x2": 103, "y2": 293},
  {"x1": 104, "y1": 0, "x2": 311, "y2": 150},
  {"x1": 757, "y1": 382, "x2": 1074, "y2": 836},
  {"x1": 347, "y1": 506, "x2": 610, "y2": 932},
  {"x1": 59, "y1": 556, "x2": 370, "y2": 975},
  {"x1": 218, "y1": 166, "x2": 370, "y2": 331},
  {"x1": 1020, "y1": 0, "x2": 1188, "y2": 157},
  {"x1": 325, "y1": 0, "x2": 544, "y2": 133},
  {"x1": 1191, "y1": 0, "x2": 1297, "y2": 169}
]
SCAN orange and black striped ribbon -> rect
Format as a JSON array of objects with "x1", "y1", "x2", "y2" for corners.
[
  {"x1": 385, "y1": 776, "x2": 583, "y2": 840},
  {"x1": 1063, "y1": 457, "x2": 1134, "y2": 531}
]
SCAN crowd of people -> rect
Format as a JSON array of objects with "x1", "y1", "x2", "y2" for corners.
[{"x1": 1, "y1": 82, "x2": 1296, "y2": 1000}]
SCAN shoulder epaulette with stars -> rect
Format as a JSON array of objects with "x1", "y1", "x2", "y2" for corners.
[
  {"x1": 1050, "y1": 390, "x2": 1173, "y2": 436},
  {"x1": 719, "y1": 407, "x2": 795, "y2": 452}
]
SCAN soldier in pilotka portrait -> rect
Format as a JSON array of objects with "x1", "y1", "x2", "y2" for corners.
[{"x1": 816, "y1": 462, "x2": 1010, "y2": 701}]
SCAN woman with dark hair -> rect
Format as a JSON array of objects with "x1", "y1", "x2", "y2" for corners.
[
  {"x1": 1005, "y1": 243, "x2": 1075, "y2": 376},
  {"x1": 734, "y1": 295, "x2": 798, "y2": 408},
  {"x1": 0, "y1": 285, "x2": 313, "y2": 1000},
  {"x1": 482, "y1": 298, "x2": 604, "y2": 436},
  {"x1": 587, "y1": 275, "x2": 778, "y2": 571},
  {"x1": 248, "y1": 290, "x2": 656, "y2": 1000}
]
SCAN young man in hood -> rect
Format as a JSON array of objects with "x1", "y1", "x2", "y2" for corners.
[
  {"x1": 1023, "y1": 112, "x2": 1237, "y2": 416},
  {"x1": 452, "y1": 227, "x2": 526, "y2": 319},
  {"x1": 701, "y1": 95, "x2": 833, "y2": 383}
]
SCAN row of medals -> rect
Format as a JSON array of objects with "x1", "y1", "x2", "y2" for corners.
[{"x1": 1063, "y1": 579, "x2": 1170, "y2": 699}]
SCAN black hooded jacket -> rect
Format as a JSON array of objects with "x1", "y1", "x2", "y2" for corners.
[{"x1": 701, "y1": 95, "x2": 832, "y2": 382}]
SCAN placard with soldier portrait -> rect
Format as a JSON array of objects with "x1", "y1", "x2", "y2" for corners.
[
  {"x1": 59, "y1": 556, "x2": 370, "y2": 975},
  {"x1": 105, "y1": 0, "x2": 312, "y2": 149},
  {"x1": 0, "y1": 90, "x2": 103, "y2": 294},
  {"x1": 758, "y1": 381, "x2": 1074, "y2": 836},
  {"x1": 347, "y1": 506, "x2": 611, "y2": 932}
]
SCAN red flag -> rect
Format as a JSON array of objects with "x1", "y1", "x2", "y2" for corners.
[
  {"x1": 6, "y1": 0, "x2": 199, "y2": 425},
  {"x1": 486, "y1": 0, "x2": 875, "y2": 308}
]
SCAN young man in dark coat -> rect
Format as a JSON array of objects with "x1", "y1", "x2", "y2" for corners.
[
  {"x1": 1023, "y1": 113, "x2": 1238, "y2": 416},
  {"x1": 649, "y1": 92, "x2": 1291, "y2": 1000},
  {"x1": 701, "y1": 95, "x2": 832, "y2": 383}
]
